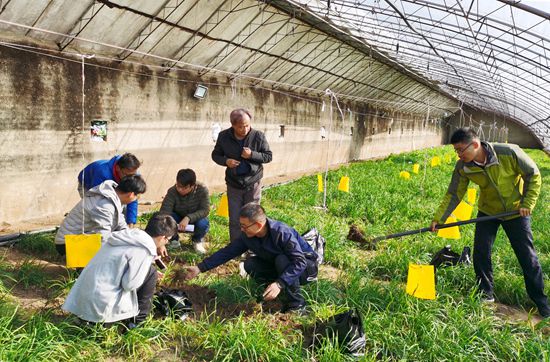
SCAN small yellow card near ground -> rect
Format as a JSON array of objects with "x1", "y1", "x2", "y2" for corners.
[
  {"x1": 452, "y1": 201, "x2": 473, "y2": 221},
  {"x1": 216, "y1": 194, "x2": 229, "y2": 217},
  {"x1": 406, "y1": 263, "x2": 436, "y2": 300},
  {"x1": 338, "y1": 176, "x2": 350, "y2": 192},
  {"x1": 65, "y1": 234, "x2": 101, "y2": 268},
  {"x1": 437, "y1": 216, "x2": 461, "y2": 239}
]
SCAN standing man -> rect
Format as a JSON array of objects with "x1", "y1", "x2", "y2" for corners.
[
  {"x1": 160, "y1": 168, "x2": 210, "y2": 254},
  {"x1": 184, "y1": 203, "x2": 318, "y2": 313},
  {"x1": 78, "y1": 153, "x2": 141, "y2": 227},
  {"x1": 431, "y1": 128, "x2": 549, "y2": 318},
  {"x1": 55, "y1": 175, "x2": 147, "y2": 256},
  {"x1": 212, "y1": 109, "x2": 272, "y2": 241}
]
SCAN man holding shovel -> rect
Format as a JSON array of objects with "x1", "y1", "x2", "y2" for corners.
[{"x1": 431, "y1": 127, "x2": 549, "y2": 318}]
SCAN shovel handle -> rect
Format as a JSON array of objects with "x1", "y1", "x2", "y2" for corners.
[{"x1": 372, "y1": 210, "x2": 519, "y2": 242}]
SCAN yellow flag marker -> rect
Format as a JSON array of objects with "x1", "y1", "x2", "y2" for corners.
[
  {"x1": 452, "y1": 201, "x2": 473, "y2": 221},
  {"x1": 399, "y1": 171, "x2": 411, "y2": 180},
  {"x1": 65, "y1": 234, "x2": 101, "y2": 268},
  {"x1": 216, "y1": 194, "x2": 229, "y2": 217},
  {"x1": 437, "y1": 216, "x2": 461, "y2": 239},
  {"x1": 317, "y1": 174, "x2": 323, "y2": 192},
  {"x1": 430, "y1": 156, "x2": 441, "y2": 167},
  {"x1": 467, "y1": 188, "x2": 477, "y2": 204},
  {"x1": 338, "y1": 176, "x2": 350, "y2": 193},
  {"x1": 412, "y1": 164, "x2": 420, "y2": 174},
  {"x1": 406, "y1": 263, "x2": 436, "y2": 300}
]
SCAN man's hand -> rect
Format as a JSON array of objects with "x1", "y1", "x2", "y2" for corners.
[
  {"x1": 263, "y1": 282, "x2": 282, "y2": 301},
  {"x1": 156, "y1": 270, "x2": 165, "y2": 280},
  {"x1": 226, "y1": 158, "x2": 241, "y2": 168},
  {"x1": 430, "y1": 221, "x2": 439, "y2": 232},
  {"x1": 241, "y1": 147, "x2": 252, "y2": 159},
  {"x1": 157, "y1": 245, "x2": 169, "y2": 258},
  {"x1": 178, "y1": 216, "x2": 190, "y2": 232},
  {"x1": 519, "y1": 207, "x2": 531, "y2": 217},
  {"x1": 183, "y1": 266, "x2": 201, "y2": 280}
]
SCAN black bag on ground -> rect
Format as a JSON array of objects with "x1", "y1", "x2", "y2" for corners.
[
  {"x1": 153, "y1": 288, "x2": 193, "y2": 321},
  {"x1": 301, "y1": 228, "x2": 325, "y2": 265},
  {"x1": 315, "y1": 308, "x2": 366, "y2": 356},
  {"x1": 430, "y1": 245, "x2": 471, "y2": 269}
]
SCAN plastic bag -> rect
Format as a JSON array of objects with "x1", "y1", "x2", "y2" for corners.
[
  {"x1": 315, "y1": 308, "x2": 366, "y2": 356},
  {"x1": 153, "y1": 288, "x2": 193, "y2": 321},
  {"x1": 301, "y1": 228, "x2": 325, "y2": 264},
  {"x1": 430, "y1": 245, "x2": 471, "y2": 269}
]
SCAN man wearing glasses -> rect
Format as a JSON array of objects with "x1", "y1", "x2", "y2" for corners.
[
  {"x1": 184, "y1": 203, "x2": 318, "y2": 314},
  {"x1": 431, "y1": 127, "x2": 549, "y2": 318}
]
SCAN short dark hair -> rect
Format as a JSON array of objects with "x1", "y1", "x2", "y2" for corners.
[
  {"x1": 117, "y1": 153, "x2": 141, "y2": 170},
  {"x1": 145, "y1": 212, "x2": 177, "y2": 238},
  {"x1": 230, "y1": 108, "x2": 252, "y2": 124},
  {"x1": 450, "y1": 128, "x2": 478, "y2": 144},
  {"x1": 239, "y1": 203, "x2": 266, "y2": 223},
  {"x1": 176, "y1": 169, "x2": 196, "y2": 186},
  {"x1": 116, "y1": 174, "x2": 146, "y2": 194}
]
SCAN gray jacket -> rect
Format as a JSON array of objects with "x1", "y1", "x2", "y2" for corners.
[
  {"x1": 62, "y1": 228, "x2": 157, "y2": 323},
  {"x1": 55, "y1": 180, "x2": 127, "y2": 245}
]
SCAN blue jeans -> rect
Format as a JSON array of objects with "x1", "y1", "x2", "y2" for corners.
[{"x1": 171, "y1": 213, "x2": 209, "y2": 243}]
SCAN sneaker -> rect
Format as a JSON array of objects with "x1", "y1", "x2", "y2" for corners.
[
  {"x1": 239, "y1": 261, "x2": 248, "y2": 278},
  {"x1": 481, "y1": 295, "x2": 495, "y2": 303},
  {"x1": 193, "y1": 241, "x2": 207, "y2": 254},
  {"x1": 281, "y1": 304, "x2": 308, "y2": 316}
]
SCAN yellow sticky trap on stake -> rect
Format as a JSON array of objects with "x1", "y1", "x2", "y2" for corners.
[
  {"x1": 406, "y1": 263, "x2": 436, "y2": 300},
  {"x1": 65, "y1": 234, "x2": 101, "y2": 268},
  {"x1": 338, "y1": 176, "x2": 350, "y2": 193},
  {"x1": 430, "y1": 156, "x2": 441, "y2": 167},
  {"x1": 444, "y1": 154, "x2": 452, "y2": 164},
  {"x1": 216, "y1": 194, "x2": 229, "y2": 217},
  {"x1": 399, "y1": 171, "x2": 411, "y2": 180},
  {"x1": 452, "y1": 201, "x2": 473, "y2": 220},
  {"x1": 317, "y1": 174, "x2": 323, "y2": 192},
  {"x1": 467, "y1": 188, "x2": 477, "y2": 204},
  {"x1": 412, "y1": 164, "x2": 420, "y2": 174},
  {"x1": 437, "y1": 216, "x2": 461, "y2": 239}
]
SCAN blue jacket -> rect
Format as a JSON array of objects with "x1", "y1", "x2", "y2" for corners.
[
  {"x1": 77, "y1": 155, "x2": 138, "y2": 224},
  {"x1": 197, "y1": 219, "x2": 316, "y2": 287}
]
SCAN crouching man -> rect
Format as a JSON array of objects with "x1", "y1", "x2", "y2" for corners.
[
  {"x1": 62, "y1": 213, "x2": 177, "y2": 326},
  {"x1": 184, "y1": 203, "x2": 318, "y2": 313}
]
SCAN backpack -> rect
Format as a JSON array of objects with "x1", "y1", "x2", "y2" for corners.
[
  {"x1": 153, "y1": 288, "x2": 193, "y2": 321},
  {"x1": 314, "y1": 308, "x2": 366, "y2": 356},
  {"x1": 301, "y1": 228, "x2": 325, "y2": 264},
  {"x1": 430, "y1": 245, "x2": 471, "y2": 269}
]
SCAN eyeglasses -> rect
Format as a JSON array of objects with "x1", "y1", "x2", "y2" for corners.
[
  {"x1": 454, "y1": 142, "x2": 473, "y2": 155},
  {"x1": 239, "y1": 221, "x2": 257, "y2": 230}
]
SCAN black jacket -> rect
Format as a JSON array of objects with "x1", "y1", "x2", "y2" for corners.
[{"x1": 211, "y1": 127, "x2": 272, "y2": 189}]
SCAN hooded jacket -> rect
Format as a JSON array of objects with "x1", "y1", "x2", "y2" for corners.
[
  {"x1": 55, "y1": 180, "x2": 127, "y2": 245},
  {"x1": 78, "y1": 155, "x2": 138, "y2": 224},
  {"x1": 211, "y1": 128, "x2": 272, "y2": 189},
  {"x1": 62, "y1": 228, "x2": 157, "y2": 323},
  {"x1": 434, "y1": 142, "x2": 541, "y2": 223}
]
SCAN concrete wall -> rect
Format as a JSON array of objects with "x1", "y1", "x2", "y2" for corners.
[
  {"x1": 444, "y1": 105, "x2": 542, "y2": 148},
  {"x1": 0, "y1": 46, "x2": 444, "y2": 225}
]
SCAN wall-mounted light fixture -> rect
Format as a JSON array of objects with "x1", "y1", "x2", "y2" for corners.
[{"x1": 194, "y1": 84, "x2": 208, "y2": 99}]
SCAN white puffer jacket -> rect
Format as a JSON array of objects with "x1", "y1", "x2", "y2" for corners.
[
  {"x1": 62, "y1": 228, "x2": 157, "y2": 323},
  {"x1": 55, "y1": 180, "x2": 127, "y2": 245}
]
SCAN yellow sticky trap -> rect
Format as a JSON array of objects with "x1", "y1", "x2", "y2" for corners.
[
  {"x1": 430, "y1": 156, "x2": 441, "y2": 167},
  {"x1": 437, "y1": 216, "x2": 461, "y2": 239},
  {"x1": 406, "y1": 263, "x2": 436, "y2": 300},
  {"x1": 399, "y1": 171, "x2": 411, "y2": 180},
  {"x1": 467, "y1": 188, "x2": 477, "y2": 204},
  {"x1": 65, "y1": 234, "x2": 101, "y2": 268},
  {"x1": 444, "y1": 154, "x2": 452, "y2": 164},
  {"x1": 317, "y1": 174, "x2": 323, "y2": 192},
  {"x1": 412, "y1": 164, "x2": 420, "y2": 174},
  {"x1": 452, "y1": 201, "x2": 473, "y2": 221},
  {"x1": 216, "y1": 194, "x2": 229, "y2": 217},
  {"x1": 338, "y1": 176, "x2": 350, "y2": 193}
]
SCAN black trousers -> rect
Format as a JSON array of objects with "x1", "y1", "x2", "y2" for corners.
[
  {"x1": 134, "y1": 264, "x2": 158, "y2": 323},
  {"x1": 243, "y1": 254, "x2": 317, "y2": 308},
  {"x1": 474, "y1": 212, "x2": 550, "y2": 316}
]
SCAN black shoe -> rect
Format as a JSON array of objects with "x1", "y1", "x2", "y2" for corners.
[{"x1": 281, "y1": 304, "x2": 308, "y2": 316}]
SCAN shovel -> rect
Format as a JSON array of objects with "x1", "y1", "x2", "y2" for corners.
[{"x1": 372, "y1": 210, "x2": 519, "y2": 243}]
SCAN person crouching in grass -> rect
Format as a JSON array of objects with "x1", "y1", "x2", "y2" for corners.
[{"x1": 62, "y1": 213, "x2": 177, "y2": 327}]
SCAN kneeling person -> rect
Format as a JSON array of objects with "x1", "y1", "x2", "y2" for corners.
[
  {"x1": 185, "y1": 203, "x2": 317, "y2": 313},
  {"x1": 160, "y1": 168, "x2": 210, "y2": 254},
  {"x1": 62, "y1": 213, "x2": 177, "y2": 325}
]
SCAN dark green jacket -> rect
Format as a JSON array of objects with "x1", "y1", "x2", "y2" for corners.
[
  {"x1": 159, "y1": 183, "x2": 210, "y2": 223},
  {"x1": 434, "y1": 142, "x2": 541, "y2": 223}
]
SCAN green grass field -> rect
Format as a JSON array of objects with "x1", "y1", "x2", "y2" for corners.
[{"x1": 1, "y1": 146, "x2": 549, "y2": 361}]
